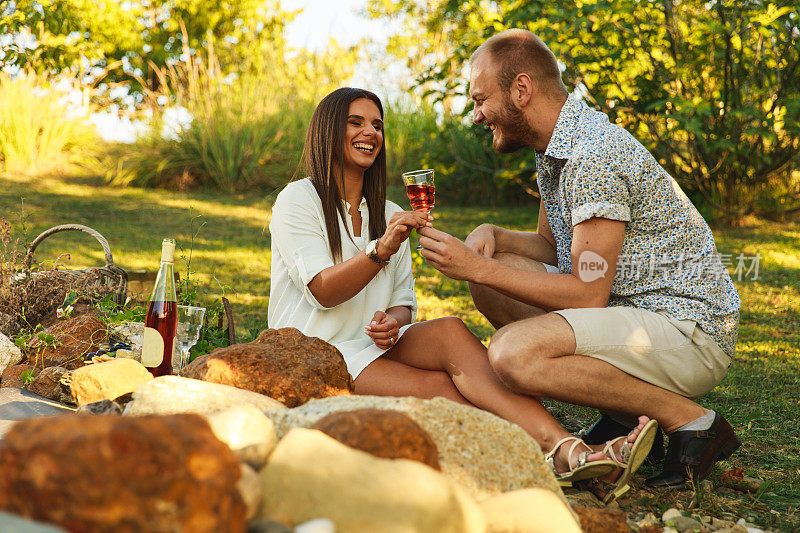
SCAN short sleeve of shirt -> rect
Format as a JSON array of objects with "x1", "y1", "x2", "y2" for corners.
[
  {"x1": 269, "y1": 183, "x2": 335, "y2": 309},
  {"x1": 564, "y1": 150, "x2": 632, "y2": 226}
]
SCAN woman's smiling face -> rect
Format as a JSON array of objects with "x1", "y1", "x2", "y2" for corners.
[{"x1": 341, "y1": 97, "x2": 384, "y2": 174}]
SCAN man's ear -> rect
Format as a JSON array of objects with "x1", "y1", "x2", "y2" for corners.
[{"x1": 511, "y1": 73, "x2": 534, "y2": 108}]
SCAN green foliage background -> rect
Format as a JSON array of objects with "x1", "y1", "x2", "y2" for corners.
[{"x1": 0, "y1": 0, "x2": 798, "y2": 216}]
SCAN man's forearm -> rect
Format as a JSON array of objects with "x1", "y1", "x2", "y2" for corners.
[
  {"x1": 472, "y1": 257, "x2": 607, "y2": 311},
  {"x1": 492, "y1": 226, "x2": 558, "y2": 266}
]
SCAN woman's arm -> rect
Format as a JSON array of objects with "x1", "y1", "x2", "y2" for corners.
[{"x1": 308, "y1": 210, "x2": 431, "y2": 308}]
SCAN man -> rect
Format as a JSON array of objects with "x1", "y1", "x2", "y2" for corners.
[{"x1": 418, "y1": 29, "x2": 741, "y2": 488}]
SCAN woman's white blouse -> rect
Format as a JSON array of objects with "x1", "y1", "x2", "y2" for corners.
[{"x1": 268, "y1": 178, "x2": 417, "y2": 378}]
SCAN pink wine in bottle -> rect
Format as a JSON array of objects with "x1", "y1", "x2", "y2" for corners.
[{"x1": 141, "y1": 238, "x2": 178, "y2": 377}]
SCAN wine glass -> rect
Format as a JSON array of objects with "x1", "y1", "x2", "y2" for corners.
[
  {"x1": 402, "y1": 169, "x2": 435, "y2": 249},
  {"x1": 172, "y1": 305, "x2": 206, "y2": 375}
]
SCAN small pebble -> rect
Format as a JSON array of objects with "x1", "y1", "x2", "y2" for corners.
[
  {"x1": 76, "y1": 399, "x2": 122, "y2": 416},
  {"x1": 662, "y1": 508, "x2": 682, "y2": 523},
  {"x1": 671, "y1": 515, "x2": 703, "y2": 531},
  {"x1": 294, "y1": 518, "x2": 335, "y2": 533}
]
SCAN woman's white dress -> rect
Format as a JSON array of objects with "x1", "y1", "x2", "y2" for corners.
[{"x1": 268, "y1": 178, "x2": 417, "y2": 378}]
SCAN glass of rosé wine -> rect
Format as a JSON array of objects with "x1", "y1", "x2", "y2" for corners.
[{"x1": 402, "y1": 169, "x2": 435, "y2": 250}]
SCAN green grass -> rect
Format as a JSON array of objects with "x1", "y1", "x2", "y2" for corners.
[{"x1": 2, "y1": 171, "x2": 798, "y2": 530}]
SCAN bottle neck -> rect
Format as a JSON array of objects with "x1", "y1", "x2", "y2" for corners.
[{"x1": 151, "y1": 259, "x2": 177, "y2": 303}]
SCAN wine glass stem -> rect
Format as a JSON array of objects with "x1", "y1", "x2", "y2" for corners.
[{"x1": 416, "y1": 210, "x2": 430, "y2": 250}]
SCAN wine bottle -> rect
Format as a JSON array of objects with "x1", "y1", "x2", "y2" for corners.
[{"x1": 142, "y1": 238, "x2": 178, "y2": 377}]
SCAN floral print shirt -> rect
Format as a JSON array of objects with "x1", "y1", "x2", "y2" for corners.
[{"x1": 535, "y1": 94, "x2": 740, "y2": 355}]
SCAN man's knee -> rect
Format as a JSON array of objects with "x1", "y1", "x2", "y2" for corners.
[{"x1": 487, "y1": 327, "x2": 544, "y2": 392}]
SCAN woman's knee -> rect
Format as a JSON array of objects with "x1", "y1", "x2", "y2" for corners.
[{"x1": 430, "y1": 316, "x2": 467, "y2": 334}]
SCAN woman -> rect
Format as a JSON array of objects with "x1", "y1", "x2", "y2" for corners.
[{"x1": 268, "y1": 87, "x2": 655, "y2": 499}]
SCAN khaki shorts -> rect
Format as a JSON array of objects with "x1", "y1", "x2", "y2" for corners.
[{"x1": 554, "y1": 306, "x2": 731, "y2": 398}]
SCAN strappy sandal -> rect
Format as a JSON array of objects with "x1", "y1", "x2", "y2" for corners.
[
  {"x1": 589, "y1": 419, "x2": 659, "y2": 503},
  {"x1": 544, "y1": 436, "x2": 618, "y2": 486}
]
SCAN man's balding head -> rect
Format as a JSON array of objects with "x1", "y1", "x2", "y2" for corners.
[{"x1": 471, "y1": 29, "x2": 567, "y2": 100}]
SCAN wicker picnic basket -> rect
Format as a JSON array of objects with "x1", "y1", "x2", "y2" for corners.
[
  {"x1": 0, "y1": 224, "x2": 128, "y2": 337},
  {"x1": 21, "y1": 224, "x2": 129, "y2": 306}
]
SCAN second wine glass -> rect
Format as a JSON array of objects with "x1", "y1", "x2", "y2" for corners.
[
  {"x1": 172, "y1": 304, "x2": 206, "y2": 375},
  {"x1": 402, "y1": 169, "x2": 435, "y2": 250}
]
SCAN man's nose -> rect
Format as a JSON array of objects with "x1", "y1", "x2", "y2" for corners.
[{"x1": 473, "y1": 109, "x2": 484, "y2": 124}]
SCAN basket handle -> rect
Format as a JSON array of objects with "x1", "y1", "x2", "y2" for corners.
[{"x1": 23, "y1": 224, "x2": 117, "y2": 276}]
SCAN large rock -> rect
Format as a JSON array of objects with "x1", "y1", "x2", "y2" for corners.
[
  {"x1": 480, "y1": 489, "x2": 581, "y2": 533},
  {"x1": 26, "y1": 313, "x2": 108, "y2": 370},
  {"x1": 69, "y1": 358, "x2": 153, "y2": 406},
  {"x1": 26, "y1": 366, "x2": 67, "y2": 401},
  {"x1": 206, "y1": 405, "x2": 278, "y2": 470},
  {"x1": 183, "y1": 328, "x2": 351, "y2": 407},
  {"x1": 1, "y1": 363, "x2": 36, "y2": 389},
  {"x1": 257, "y1": 428, "x2": 485, "y2": 533},
  {"x1": 0, "y1": 332, "x2": 23, "y2": 374},
  {"x1": 123, "y1": 375, "x2": 286, "y2": 416},
  {"x1": 263, "y1": 395, "x2": 567, "y2": 502},
  {"x1": 0, "y1": 388, "x2": 75, "y2": 442},
  {"x1": 311, "y1": 408, "x2": 440, "y2": 470},
  {"x1": 0, "y1": 413, "x2": 246, "y2": 532}
]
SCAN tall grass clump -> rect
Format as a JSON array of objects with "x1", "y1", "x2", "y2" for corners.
[
  {"x1": 387, "y1": 101, "x2": 537, "y2": 206},
  {"x1": 0, "y1": 72, "x2": 98, "y2": 174},
  {"x1": 107, "y1": 36, "x2": 356, "y2": 193},
  {"x1": 107, "y1": 51, "x2": 312, "y2": 193}
]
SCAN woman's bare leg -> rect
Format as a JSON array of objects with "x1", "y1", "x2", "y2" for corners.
[
  {"x1": 353, "y1": 357, "x2": 472, "y2": 405},
  {"x1": 383, "y1": 316, "x2": 605, "y2": 473}
]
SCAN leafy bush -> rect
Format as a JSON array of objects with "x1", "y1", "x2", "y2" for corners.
[
  {"x1": 0, "y1": 72, "x2": 98, "y2": 174},
  {"x1": 369, "y1": 0, "x2": 800, "y2": 222}
]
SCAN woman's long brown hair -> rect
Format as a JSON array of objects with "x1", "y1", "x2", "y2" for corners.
[{"x1": 302, "y1": 88, "x2": 388, "y2": 262}]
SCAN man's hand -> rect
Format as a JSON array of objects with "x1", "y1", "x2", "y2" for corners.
[
  {"x1": 364, "y1": 310, "x2": 400, "y2": 350},
  {"x1": 465, "y1": 223, "x2": 496, "y2": 257},
  {"x1": 418, "y1": 227, "x2": 487, "y2": 282}
]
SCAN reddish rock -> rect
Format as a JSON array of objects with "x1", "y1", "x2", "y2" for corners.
[
  {"x1": 573, "y1": 505, "x2": 629, "y2": 533},
  {"x1": 26, "y1": 366, "x2": 67, "y2": 401},
  {"x1": 183, "y1": 327, "x2": 351, "y2": 407},
  {"x1": 311, "y1": 408, "x2": 441, "y2": 470},
  {"x1": 1, "y1": 363, "x2": 36, "y2": 389},
  {"x1": 26, "y1": 313, "x2": 108, "y2": 370},
  {"x1": 0, "y1": 414, "x2": 246, "y2": 532}
]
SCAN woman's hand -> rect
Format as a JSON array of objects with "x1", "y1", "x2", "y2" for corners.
[
  {"x1": 364, "y1": 310, "x2": 400, "y2": 350},
  {"x1": 376, "y1": 211, "x2": 432, "y2": 259},
  {"x1": 465, "y1": 223, "x2": 496, "y2": 258}
]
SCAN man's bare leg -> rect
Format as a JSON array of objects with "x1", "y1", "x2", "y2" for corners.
[
  {"x1": 469, "y1": 252, "x2": 549, "y2": 328},
  {"x1": 487, "y1": 313, "x2": 708, "y2": 433}
]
